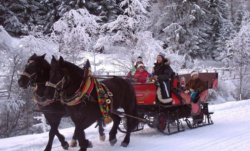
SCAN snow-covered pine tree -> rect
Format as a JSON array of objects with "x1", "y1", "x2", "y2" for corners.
[
  {"x1": 86, "y1": 0, "x2": 124, "y2": 23},
  {"x1": 150, "y1": 0, "x2": 213, "y2": 63},
  {"x1": 226, "y1": 0, "x2": 250, "y2": 32},
  {"x1": 50, "y1": 8, "x2": 99, "y2": 63},
  {"x1": 226, "y1": 12, "x2": 250, "y2": 100},
  {"x1": 40, "y1": 0, "x2": 124, "y2": 34},
  {"x1": 0, "y1": 0, "x2": 47, "y2": 35},
  {"x1": 207, "y1": 0, "x2": 235, "y2": 61},
  {"x1": 94, "y1": 0, "x2": 163, "y2": 72}
]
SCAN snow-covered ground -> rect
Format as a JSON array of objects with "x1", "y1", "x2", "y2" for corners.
[{"x1": 0, "y1": 100, "x2": 250, "y2": 151}]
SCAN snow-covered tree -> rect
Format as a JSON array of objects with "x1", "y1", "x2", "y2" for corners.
[
  {"x1": 94, "y1": 0, "x2": 165, "y2": 71},
  {"x1": 0, "y1": 26, "x2": 41, "y2": 138},
  {"x1": 51, "y1": 8, "x2": 99, "y2": 63},
  {"x1": 149, "y1": 0, "x2": 236, "y2": 64},
  {"x1": 150, "y1": 0, "x2": 212, "y2": 60},
  {"x1": 33, "y1": 114, "x2": 50, "y2": 133},
  {"x1": 208, "y1": 0, "x2": 235, "y2": 61},
  {"x1": 0, "y1": 0, "x2": 46, "y2": 35},
  {"x1": 226, "y1": 0, "x2": 250, "y2": 31},
  {"x1": 226, "y1": 12, "x2": 250, "y2": 100}
]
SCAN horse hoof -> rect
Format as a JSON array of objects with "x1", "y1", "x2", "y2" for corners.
[
  {"x1": 88, "y1": 141, "x2": 93, "y2": 148},
  {"x1": 78, "y1": 148, "x2": 87, "y2": 151},
  {"x1": 62, "y1": 141, "x2": 69, "y2": 150},
  {"x1": 110, "y1": 138, "x2": 117, "y2": 146},
  {"x1": 99, "y1": 134, "x2": 106, "y2": 141},
  {"x1": 70, "y1": 139, "x2": 77, "y2": 147},
  {"x1": 121, "y1": 142, "x2": 128, "y2": 147}
]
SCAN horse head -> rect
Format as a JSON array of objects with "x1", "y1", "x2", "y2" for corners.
[
  {"x1": 18, "y1": 53, "x2": 48, "y2": 88},
  {"x1": 45, "y1": 56, "x2": 85, "y2": 100}
]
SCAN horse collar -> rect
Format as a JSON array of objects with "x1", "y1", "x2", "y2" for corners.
[{"x1": 61, "y1": 76, "x2": 94, "y2": 106}]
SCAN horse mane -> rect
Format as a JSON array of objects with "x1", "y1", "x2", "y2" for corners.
[
  {"x1": 61, "y1": 60, "x2": 84, "y2": 80},
  {"x1": 28, "y1": 55, "x2": 51, "y2": 71}
]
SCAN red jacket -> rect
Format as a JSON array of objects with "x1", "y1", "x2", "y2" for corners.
[{"x1": 133, "y1": 70, "x2": 150, "y2": 83}]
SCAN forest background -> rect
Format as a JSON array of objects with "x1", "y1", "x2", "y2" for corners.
[{"x1": 0, "y1": 0, "x2": 250, "y2": 138}]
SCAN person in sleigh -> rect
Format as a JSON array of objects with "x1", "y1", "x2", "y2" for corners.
[
  {"x1": 126, "y1": 56, "x2": 144, "y2": 80},
  {"x1": 151, "y1": 53, "x2": 174, "y2": 104},
  {"x1": 184, "y1": 71, "x2": 205, "y2": 103},
  {"x1": 132, "y1": 64, "x2": 150, "y2": 83}
]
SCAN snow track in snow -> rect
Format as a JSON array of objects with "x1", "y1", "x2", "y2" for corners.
[{"x1": 0, "y1": 100, "x2": 250, "y2": 151}]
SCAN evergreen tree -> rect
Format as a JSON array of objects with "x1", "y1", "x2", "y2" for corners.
[
  {"x1": 0, "y1": 0, "x2": 48, "y2": 35},
  {"x1": 226, "y1": 12, "x2": 250, "y2": 99},
  {"x1": 208, "y1": 0, "x2": 235, "y2": 61},
  {"x1": 50, "y1": 8, "x2": 99, "y2": 63},
  {"x1": 94, "y1": 0, "x2": 164, "y2": 70},
  {"x1": 0, "y1": 0, "x2": 124, "y2": 35},
  {"x1": 150, "y1": 0, "x2": 213, "y2": 61}
]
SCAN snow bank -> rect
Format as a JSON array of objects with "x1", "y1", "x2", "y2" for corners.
[{"x1": 0, "y1": 100, "x2": 250, "y2": 151}]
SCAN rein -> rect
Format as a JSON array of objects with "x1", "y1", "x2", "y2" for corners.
[{"x1": 33, "y1": 85, "x2": 55, "y2": 108}]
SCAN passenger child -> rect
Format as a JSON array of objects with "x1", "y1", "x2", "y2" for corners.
[
  {"x1": 126, "y1": 56, "x2": 144, "y2": 79},
  {"x1": 133, "y1": 64, "x2": 150, "y2": 83}
]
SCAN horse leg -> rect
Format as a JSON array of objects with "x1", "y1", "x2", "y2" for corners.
[
  {"x1": 121, "y1": 116, "x2": 132, "y2": 147},
  {"x1": 69, "y1": 128, "x2": 78, "y2": 147},
  {"x1": 75, "y1": 125, "x2": 93, "y2": 151},
  {"x1": 44, "y1": 120, "x2": 59, "y2": 151},
  {"x1": 98, "y1": 118, "x2": 105, "y2": 141},
  {"x1": 55, "y1": 128, "x2": 69, "y2": 149},
  {"x1": 109, "y1": 114, "x2": 121, "y2": 146},
  {"x1": 121, "y1": 107, "x2": 138, "y2": 147}
]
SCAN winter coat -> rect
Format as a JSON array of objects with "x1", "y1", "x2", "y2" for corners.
[
  {"x1": 126, "y1": 67, "x2": 137, "y2": 79},
  {"x1": 153, "y1": 57, "x2": 174, "y2": 99},
  {"x1": 133, "y1": 70, "x2": 150, "y2": 83},
  {"x1": 153, "y1": 57, "x2": 174, "y2": 83},
  {"x1": 184, "y1": 78, "x2": 206, "y2": 92}
]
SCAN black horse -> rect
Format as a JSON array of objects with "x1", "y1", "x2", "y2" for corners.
[
  {"x1": 18, "y1": 54, "x2": 105, "y2": 150},
  {"x1": 45, "y1": 56, "x2": 138, "y2": 151},
  {"x1": 18, "y1": 54, "x2": 70, "y2": 151}
]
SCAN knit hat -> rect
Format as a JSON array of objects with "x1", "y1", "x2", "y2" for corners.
[
  {"x1": 158, "y1": 52, "x2": 165, "y2": 58},
  {"x1": 190, "y1": 71, "x2": 198, "y2": 77},
  {"x1": 137, "y1": 64, "x2": 144, "y2": 69},
  {"x1": 137, "y1": 56, "x2": 143, "y2": 62}
]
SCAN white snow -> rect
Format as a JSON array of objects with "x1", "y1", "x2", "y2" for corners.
[{"x1": 0, "y1": 100, "x2": 250, "y2": 151}]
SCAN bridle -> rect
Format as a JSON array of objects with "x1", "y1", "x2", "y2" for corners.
[
  {"x1": 45, "y1": 77, "x2": 66, "y2": 100},
  {"x1": 20, "y1": 61, "x2": 39, "y2": 85},
  {"x1": 21, "y1": 71, "x2": 37, "y2": 79},
  {"x1": 45, "y1": 75, "x2": 87, "y2": 104},
  {"x1": 45, "y1": 77, "x2": 66, "y2": 90}
]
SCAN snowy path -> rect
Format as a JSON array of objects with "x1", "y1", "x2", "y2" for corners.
[{"x1": 0, "y1": 100, "x2": 250, "y2": 151}]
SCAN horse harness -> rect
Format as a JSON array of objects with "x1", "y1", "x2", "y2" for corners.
[
  {"x1": 45, "y1": 75, "x2": 114, "y2": 121},
  {"x1": 21, "y1": 60, "x2": 38, "y2": 81},
  {"x1": 32, "y1": 85, "x2": 55, "y2": 109},
  {"x1": 45, "y1": 77, "x2": 66, "y2": 100}
]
